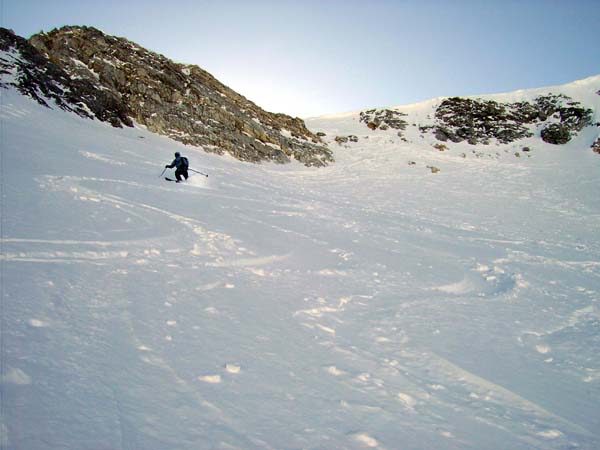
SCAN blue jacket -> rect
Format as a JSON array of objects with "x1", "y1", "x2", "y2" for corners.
[{"x1": 167, "y1": 156, "x2": 187, "y2": 170}]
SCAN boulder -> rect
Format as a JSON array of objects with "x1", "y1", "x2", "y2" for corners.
[
  {"x1": 591, "y1": 138, "x2": 600, "y2": 154},
  {"x1": 541, "y1": 123, "x2": 571, "y2": 144}
]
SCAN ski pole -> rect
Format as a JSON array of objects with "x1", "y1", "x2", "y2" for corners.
[
  {"x1": 159, "y1": 167, "x2": 167, "y2": 178},
  {"x1": 189, "y1": 168, "x2": 209, "y2": 177}
]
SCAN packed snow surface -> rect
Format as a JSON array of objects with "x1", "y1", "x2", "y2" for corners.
[{"x1": 1, "y1": 76, "x2": 600, "y2": 449}]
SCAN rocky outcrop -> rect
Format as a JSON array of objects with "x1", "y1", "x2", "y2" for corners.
[
  {"x1": 540, "y1": 123, "x2": 571, "y2": 145},
  {"x1": 419, "y1": 94, "x2": 593, "y2": 146},
  {"x1": 0, "y1": 28, "x2": 131, "y2": 127},
  {"x1": 535, "y1": 94, "x2": 593, "y2": 144},
  {"x1": 359, "y1": 109, "x2": 408, "y2": 134},
  {"x1": 2, "y1": 26, "x2": 332, "y2": 166},
  {"x1": 592, "y1": 138, "x2": 600, "y2": 154},
  {"x1": 431, "y1": 97, "x2": 533, "y2": 144},
  {"x1": 334, "y1": 135, "x2": 358, "y2": 145}
]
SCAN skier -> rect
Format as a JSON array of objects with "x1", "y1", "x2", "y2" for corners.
[{"x1": 165, "y1": 152, "x2": 189, "y2": 182}]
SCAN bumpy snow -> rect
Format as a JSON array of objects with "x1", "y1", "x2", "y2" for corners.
[{"x1": 1, "y1": 74, "x2": 599, "y2": 449}]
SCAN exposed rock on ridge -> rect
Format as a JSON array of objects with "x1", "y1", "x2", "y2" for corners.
[
  {"x1": 8, "y1": 26, "x2": 332, "y2": 166},
  {"x1": 359, "y1": 109, "x2": 408, "y2": 132},
  {"x1": 0, "y1": 28, "x2": 131, "y2": 127},
  {"x1": 417, "y1": 94, "x2": 593, "y2": 146}
]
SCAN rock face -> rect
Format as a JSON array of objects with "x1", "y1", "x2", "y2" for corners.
[
  {"x1": 417, "y1": 94, "x2": 593, "y2": 146},
  {"x1": 3, "y1": 26, "x2": 332, "y2": 166},
  {"x1": 0, "y1": 28, "x2": 131, "y2": 127}
]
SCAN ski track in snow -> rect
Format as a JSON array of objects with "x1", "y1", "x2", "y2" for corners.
[{"x1": 1, "y1": 82, "x2": 600, "y2": 449}]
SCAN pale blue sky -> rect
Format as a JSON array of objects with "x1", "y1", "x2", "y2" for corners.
[{"x1": 2, "y1": 0, "x2": 599, "y2": 117}]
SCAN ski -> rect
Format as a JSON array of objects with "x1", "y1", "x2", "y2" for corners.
[{"x1": 165, "y1": 177, "x2": 180, "y2": 182}]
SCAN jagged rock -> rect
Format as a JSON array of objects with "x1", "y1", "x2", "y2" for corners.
[
  {"x1": 427, "y1": 94, "x2": 593, "y2": 146},
  {"x1": 0, "y1": 28, "x2": 131, "y2": 127},
  {"x1": 558, "y1": 104, "x2": 594, "y2": 132},
  {"x1": 24, "y1": 26, "x2": 332, "y2": 166},
  {"x1": 434, "y1": 97, "x2": 533, "y2": 144},
  {"x1": 541, "y1": 123, "x2": 571, "y2": 144},
  {"x1": 360, "y1": 109, "x2": 408, "y2": 133}
]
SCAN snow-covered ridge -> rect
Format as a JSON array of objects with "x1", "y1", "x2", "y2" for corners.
[
  {"x1": 307, "y1": 74, "x2": 600, "y2": 169},
  {"x1": 312, "y1": 75, "x2": 600, "y2": 119}
]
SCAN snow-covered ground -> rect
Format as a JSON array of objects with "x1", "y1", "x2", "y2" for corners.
[{"x1": 1, "y1": 76, "x2": 599, "y2": 449}]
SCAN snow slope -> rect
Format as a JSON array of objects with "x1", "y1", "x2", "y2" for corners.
[{"x1": 1, "y1": 75, "x2": 600, "y2": 449}]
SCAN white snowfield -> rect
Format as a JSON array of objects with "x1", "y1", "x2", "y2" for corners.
[{"x1": 1, "y1": 73, "x2": 599, "y2": 450}]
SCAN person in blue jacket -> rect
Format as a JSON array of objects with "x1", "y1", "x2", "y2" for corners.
[{"x1": 165, "y1": 152, "x2": 189, "y2": 182}]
